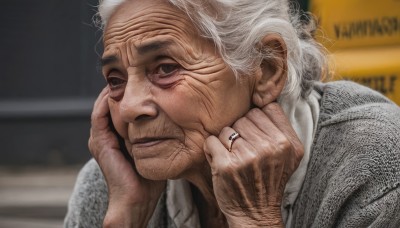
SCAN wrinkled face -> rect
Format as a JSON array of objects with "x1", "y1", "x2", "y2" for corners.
[{"x1": 103, "y1": 0, "x2": 255, "y2": 180}]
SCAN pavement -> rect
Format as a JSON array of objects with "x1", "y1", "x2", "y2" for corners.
[{"x1": 0, "y1": 166, "x2": 81, "y2": 228}]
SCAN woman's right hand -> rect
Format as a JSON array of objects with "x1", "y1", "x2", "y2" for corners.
[
  {"x1": 89, "y1": 87, "x2": 166, "y2": 228},
  {"x1": 204, "y1": 103, "x2": 304, "y2": 227}
]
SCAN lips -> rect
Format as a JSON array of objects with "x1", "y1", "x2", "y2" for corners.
[
  {"x1": 131, "y1": 137, "x2": 172, "y2": 147},
  {"x1": 129, "y1": 137, "x2": 175, "y2": 159}
]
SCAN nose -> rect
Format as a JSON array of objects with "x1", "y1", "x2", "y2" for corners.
[{"x1": 119, "y1": 78, "x2": 158, "y2": 123}]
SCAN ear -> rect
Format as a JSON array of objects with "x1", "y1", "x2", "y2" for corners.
[{"x1": 252, "y1": 34, "x2": 288, "y2": 107}]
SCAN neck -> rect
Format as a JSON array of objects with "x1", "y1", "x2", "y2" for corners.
[
  {"x1": 184, "y1": 162, "x2": 228, "y2": 227},
  {"x1": 185, "y1": 162, "x2": 216, "y2": 210}
]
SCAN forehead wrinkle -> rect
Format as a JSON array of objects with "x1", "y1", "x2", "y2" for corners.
[
  {"x1": 107, "y1": 30, "x2": 208, "y2": 69},
  {"x1": 104, "y1": 20, "x2": 194, "y2": 49},
  {"x1": 103, "y1": 4, "x2": 227, "y2": 74},
  {"x1": 106, "y1": 5, "x2": 193, "y2": 31},
  {"x1": 103, "y1": 7, "x2": 210, "y2": 64},
  {"x1": 104, "y1": 9, "x2": 195, "y2": 46}
]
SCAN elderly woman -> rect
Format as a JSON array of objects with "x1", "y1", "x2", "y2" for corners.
[{"x1": 65, "y1": 0, "x2": 400, "y2": 227}]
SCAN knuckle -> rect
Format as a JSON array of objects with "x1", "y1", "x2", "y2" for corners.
[
  {"x1": 220, "y1": 126, "x2": 231, "y2": 136},
  {"x1": 88, "y1": 139, "x2": 97, "y2": 157},
  {"x1": 265, "y1": 102, "x2": 279, "y2": 110},
  {"x1": 245, "y1": 108, "x2": 262, "y2": 119},
  {"x1": 232, "y1": 152, "x2": 258, "y2": 170},
  {"x1": 203, "y1": 136, "x2": 214, "y2": 153},
  {"x1": 90, "y1": 115, "x2": 99, "y2": 127},
  {"x1": 257, "y1": 136, "x2": 292, "y2": 161},
  {"x1": 276, "y1": 136, "x2": 292, "y2": 152},
  {"x1": 232, "y1": 117, "x2": 247, "y2": 129},
  {"x1": 220, "y1": 162, "x2": 233, "y2": 172},
  {"x1": 263, "y1": 102, "x2": 281, "y2": 115},
  {"x1": 258, "y1": 139, "x2": 273, "y2": 152},
  {"x1": 241, "y1": 153, "x2": 258, "y2": 167},
  {"x1": 91, "y1": 111, "x2": 101, "y2": 123},
  {"x1": 294, "y1": 145, "x2": 305, "y2": 162},
  {"x1": 232, "y1": 117, "x2": 243, "y2": 129},
  {"x1": 204, "y1": 135, "x2": 213, "y2": 144},
  {"x1": 214, "y1": 161, "x2": 233, "y2": 176}
]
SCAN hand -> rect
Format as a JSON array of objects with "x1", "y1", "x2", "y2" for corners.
[
  {"x1": 89, "y1": 87, "x2": 166, "y2": 227},
  {"x1": 204, "y1": 103, "x2": 304, "y2": 227}
]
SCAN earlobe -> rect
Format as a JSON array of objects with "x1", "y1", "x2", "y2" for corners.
[{"x1": 252, "y1": 34, "x2": 288, "y2": 108}]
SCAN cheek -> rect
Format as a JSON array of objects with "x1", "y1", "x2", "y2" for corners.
[
  {"x1": 108, "y1": 99, "x2": 128, "y2": 138},
  {"x1": 155, "y1": 84, "x2": 207, "y2": 128},
  {"x1": 153, "y1": 75, "x2": 251, "y2": 135}
]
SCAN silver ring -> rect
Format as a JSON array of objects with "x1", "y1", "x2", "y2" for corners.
[{"x1": 228, "y1": 132, "x2": 240, "y2": 152}]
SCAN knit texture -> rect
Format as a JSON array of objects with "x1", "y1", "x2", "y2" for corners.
[
  {"x1": 64, "y1": 159, "x2": 108, "y2": 228},
  {"x1": 64, "y1": 81, "x2": 400, "y2": 227},
  {"x1": 292, "y1": 81, "x2": 400, "y2": 228}
]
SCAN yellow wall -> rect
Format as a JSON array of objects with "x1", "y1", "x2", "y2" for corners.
[
  {"x1": 311, "y1": 0, "x2": 400, "y2": 50},
  {"x1": 310, "y1": 0, "x2": 400, "y2": 104}
]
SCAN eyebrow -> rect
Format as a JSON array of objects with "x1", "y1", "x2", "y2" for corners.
[
  {"x1": 100, "y1": 41, "x2": 173, "y2": 67},
  {"x1": 101, "y1": 56, "x2": 118, "y2": 67},
  {"x1": 136, "y1": 40, "x2": 172, "y2": 55}
]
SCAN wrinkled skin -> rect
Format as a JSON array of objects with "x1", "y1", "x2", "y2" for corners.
[
  {"x1": 204, "y1": 105, "x2": 304, "y2": 227},
  {"x1": 88, "y1": 0, "x2": 304, "y2": 227}
]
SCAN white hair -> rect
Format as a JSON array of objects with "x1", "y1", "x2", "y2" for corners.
[{"x1": 96, "y1": 0, "x2": 328, "y2": 100}]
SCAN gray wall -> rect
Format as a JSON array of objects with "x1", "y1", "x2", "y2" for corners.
[{"x1": 0, "y1": 0, "x2": 105, "y2": 166}]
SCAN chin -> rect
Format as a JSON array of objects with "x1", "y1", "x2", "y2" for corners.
[
  {"x1": 134, "y1": 158, "x2": 188, "y2": 180},
  {"x1": 130, "y1": 139, "x2": 207, "y2": 180}
]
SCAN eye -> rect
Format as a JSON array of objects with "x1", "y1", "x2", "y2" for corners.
[
  {"x1": 107, "y1": 77, "x2": 125, "y2": 89},
  {"x1": 155, "y1": 64, "x2": 180, "y2": 77},
  {"x1": 150, "y1": 62, "x2": 183, "y2": 88},
  {"x1": 106, "y1": 70, "x2": 125, "y2": 89},
  {"x1": 105, "y1": 71, "x2": 126, "y2": 100}
]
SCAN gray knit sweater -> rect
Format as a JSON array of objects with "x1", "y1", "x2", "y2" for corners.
[{"x1": 64, "y1": 81, "x2": 400, "y2": 228}]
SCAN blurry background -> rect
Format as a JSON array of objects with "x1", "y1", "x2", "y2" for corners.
[
  {"x1": 0, "y1": 0, "x2": 103, "y2": 167},
  {"x1": 311, "y1": 0, "x2": 400, "y2": 104},
  {"x1": 0, "y1": 0, "x2": 398, "y2": 227},
  {"x1": 0, "y1": 0, "x2": 104, "y2": 227}
]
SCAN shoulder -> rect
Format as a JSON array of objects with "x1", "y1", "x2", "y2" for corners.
[
  {"x1": 314, "y1": 81, "x2": 400, "y2": 192},
  {"x1": 64, "y1": 159, "x2": 108, "y2": 228},
  {"x1": 293, "y1": 81, "x2": 400, "y2": 227},
  {"x1": 315, "y1": 80, "x2": 399, "y2": 123},
  {"x1": 315, "y1": 81, "x2": 400, "y2": 154}
]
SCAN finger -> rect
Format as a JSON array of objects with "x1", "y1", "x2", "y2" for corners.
[
  {"x1": 93, "y1": 86, "x2": 109, "y2": 109},
  {"x1": 243, "y1": 108, "x2": 300, "y2": 160},
  {"x1": 242, "y1": 108, "x2": 290, "y2": 152},
  {"x1": 218, "y1": 127, "x2": 242, "y2": 152},
  {"x1": 243, "y1": 108, "x2": 283, "y2": 137},
  {"x1": 91, "y1": 87, "x2": 111, "y2": 130},
  {"x1": 94, "y1": 146, "x2": 143, "y2": 193},
  {"x1": 205, "y1": 132, "x2": 258, "y2": 170},
  {"x1": 218, "y1": 126, "x2": 259, "y2": 162},
  {"x1": 203, "y1": 135, "x2": 230, "y2": 169},
  {"x1": 261, "y1": 103, "x2": 303, "y2": 150},
  {"x1": 231, "y1": 115, "x2": 273, "y2": 149}
]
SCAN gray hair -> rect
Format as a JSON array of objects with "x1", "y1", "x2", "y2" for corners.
[{"x1": 97, "y1": 0, "x2": 328, "y2": 100}]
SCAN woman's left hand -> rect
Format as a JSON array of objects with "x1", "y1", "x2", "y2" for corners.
[{"x1": 204, "y1": 102, "x2": 304, "y2": 227}]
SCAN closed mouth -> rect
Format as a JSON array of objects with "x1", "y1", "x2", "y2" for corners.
[{"x1": 131, "y1": 137, "x2": 173, "y2": 146}]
